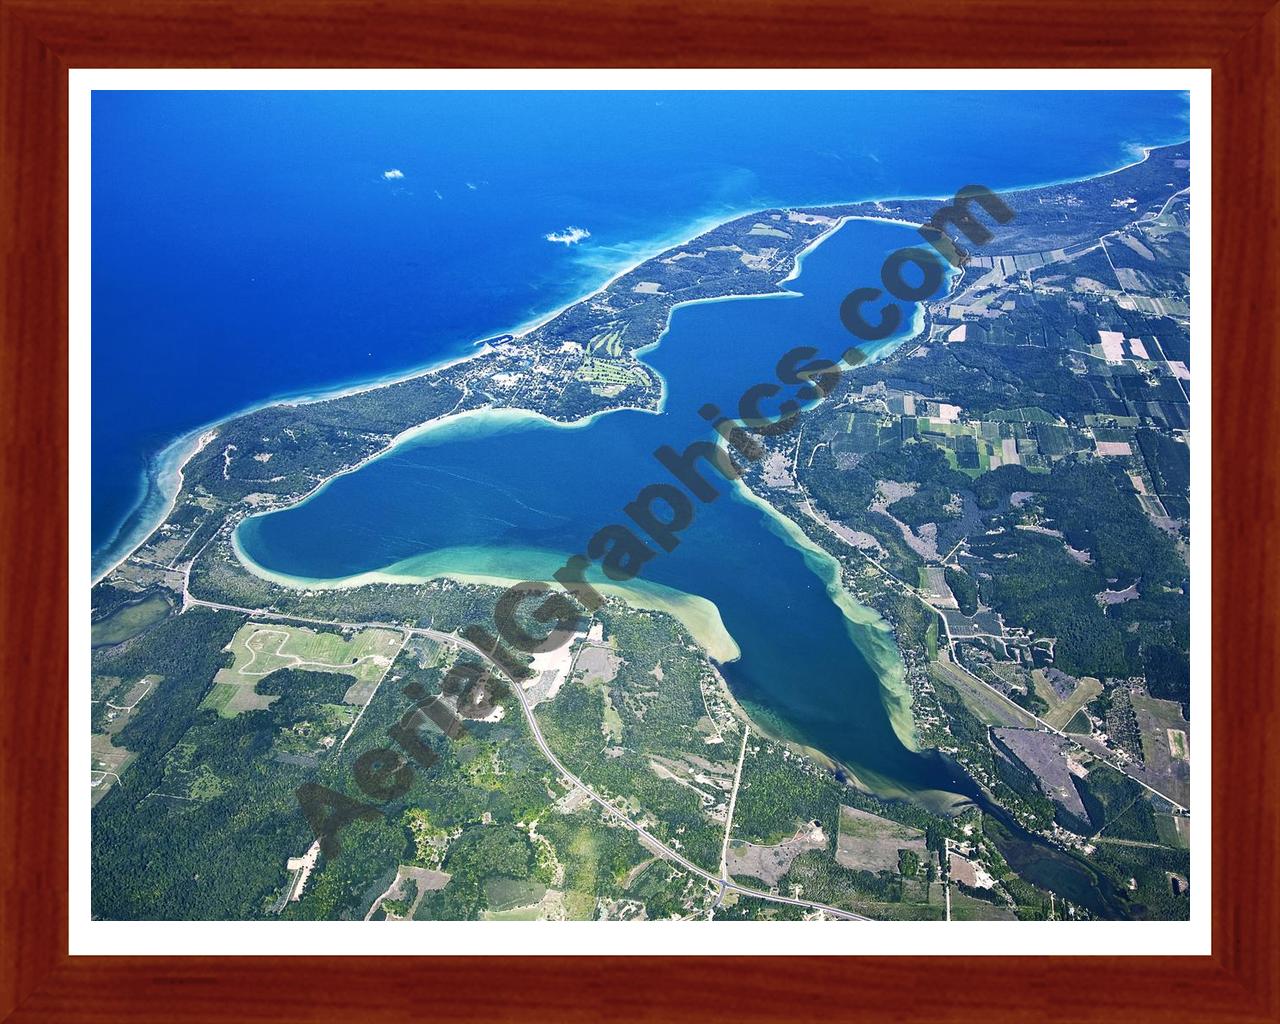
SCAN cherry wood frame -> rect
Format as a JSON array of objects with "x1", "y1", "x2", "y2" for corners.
[{"x1": 3, "y1": 1, "x2": 1277, "y2": 1020}]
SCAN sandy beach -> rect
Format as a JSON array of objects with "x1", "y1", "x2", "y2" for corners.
[{"x1": 231, "y1": 532, "x2": 741, "y2": 664}]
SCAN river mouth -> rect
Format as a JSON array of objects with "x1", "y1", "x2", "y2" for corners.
[{"x1": 982, "y1": 809, "x2": 1129, "y2": 918}]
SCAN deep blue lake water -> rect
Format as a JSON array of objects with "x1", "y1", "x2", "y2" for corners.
[
  {"x1": 94, "y1": 90, "x2": 1189, "y2": 915},
  {"x1": 93, "y1": 90, "x2": 1190, "y2": 572},
  {"x1": 239, "y1": 218, "x2": 962, "y2": 797}
]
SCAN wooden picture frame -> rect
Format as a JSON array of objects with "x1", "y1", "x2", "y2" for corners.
[{"x1": 2, "y1": 2, "x2": 1275, "y2": 1020}]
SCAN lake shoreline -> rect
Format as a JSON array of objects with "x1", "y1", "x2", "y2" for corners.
[
  {"x1": 231, "y1": 531, "x2": 742, "y2": 663},
  {"x1": 93, "y1": 141, "x2": 1181, "y2": 583},
  {"x1": 228, "y1": 216, "x2": 959, "y2": 806}
]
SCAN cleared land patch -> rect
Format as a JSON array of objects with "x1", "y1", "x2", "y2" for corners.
[
  {"x1": 1031, "y1": 669, "x2": 1103, "y2": 731},
  {"x1": 949, "y1": 887, "x2": 1017, "y2": 921},
  {"x1": 571, "y1": 644, "x2": 624, "y2": 741},
  {"x1": 201, "y1": 622, "x2": 404, "y2": 718},
  {"x1": 1132, "y1": 692, "x2": 1191, "y2": 808},
  {"x1": 727, "y1": 821, "x2": 826, "y2": 886},
  {"x1": 109, "y1": 675, "x2": 162, "y2": 713},
  {"x1": 835, "y1": 805, "x2": 927, "y2": 875},
  {"x1": 574, "y1": 358, "x2": 647, "y2": 397},
  {"x1": 992, "y1": 728, "x2": 1089, "y2": 821},
  {"x1": 91, "y1": 674, "x2": 165, "y2": 804},
  {"x1": 929, "y1": 655, "x2": 1037, "y2": 730},
  {"x1": 483, "y1": 876, "x2": 549, "y2": 914},
  {"x1": 90, "y1": 731, "x2": 133, "y2": 776},
  {"x1": 369, "y1": 865, "x2": 450, "y2": 920}
]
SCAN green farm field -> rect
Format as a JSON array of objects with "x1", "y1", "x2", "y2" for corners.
[{"x1": 200, "y1": 622, "x2": 404, "y2": 718}]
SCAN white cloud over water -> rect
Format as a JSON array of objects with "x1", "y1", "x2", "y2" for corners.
[
  {"x1": 382, "y1": 168, "x2": 405, "y2": 180},
  {"x1": 545, "y1": 226, "x2": 591, "y2": 246}
]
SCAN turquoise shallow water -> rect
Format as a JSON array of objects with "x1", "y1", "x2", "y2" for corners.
[
  {"x1": 96, "y1": 90, "x2": 1192, "y2": 915},
  {"x1": 238, "y1": 218, "x2": 973, "y2": 798}
]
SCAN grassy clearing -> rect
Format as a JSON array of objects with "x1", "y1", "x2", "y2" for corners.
[
  {"x1": 1032, "y1": 671, "x2": 1104, "y2": 731},
  {"x1": 200, "y1": 622, "x2": 403, "y2": 718},
  {"x1": 835, "y1": 805, "x2": 927, "y2": 874},
  {"x1": 1064, "y1": 708, "x2": 1092, "y2": 734},
  {"x1": 114, "y1": 675, "x2": 162, "y2": 708},
  {"x1": 481, "y1": 905, "x2": 542, "y2": 920},
  {"x1": 929, "y1": 655, "x2": 1037, "y2": 729},
  {"x1": 484, "y1": 876, "x2": 547, "y2": 913},
  {"x1": 586, "y1": 327, "x2": 624, "y2": 357},
  {"x1": 1131, "y1": 692, "x2": 1191, "y2": 808},
  {"x1": 91, "y1": 732, "x2": 133, "y2": 775},
  {"x1": 575, "y1": 359, "x2": 644, "y2": 389},
  {"x1": 949, "y1": 887, "x2": 1018, "y2": 921},
  {"x1": 849, "y1": 897, "x2": 946, "y2": 921},
  {"x1": 574, "y1": 660, "x2": 624, "y2": 742},
  {"x1": 564, "y1": 825, "x2": 599, "y2": 920},
  {"x1": 91, "y1": 732, "x2": 135, "y2": 804},
  {"x1": 223, "y1": 623, "x2": 401, "y2": 682},
  {"x1": 1155, "y1": 813, "x2": 1190, "y2": 849},
  {"x1": 201, "y1": 682, "x2": 239, "y2": 716}
]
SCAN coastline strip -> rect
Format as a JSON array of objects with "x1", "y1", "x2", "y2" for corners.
[
  {"x1": 94, "y1": 141, "x2": 1184, "y2": 584},
  {"x1": 231, "y1": 533, "x2": 741, "y2": 664}
]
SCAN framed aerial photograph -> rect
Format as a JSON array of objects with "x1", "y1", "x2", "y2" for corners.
[
  {"x1": 76, "y1": 70, "x2": 1209, "y2": 953},
  {"x1": 3, "y1": 2, "x2": 1278, "y2": 1021}
]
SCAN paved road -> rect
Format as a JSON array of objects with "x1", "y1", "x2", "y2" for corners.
[
  {"x1": 184, "y1": 594, "x2": 870, "y2": 921},
  {"x1": 417, "y1": 624, "x2": 872, "y2": 921},
  {"x1": 793, "y1": 489, "x2": 1190, "y2": 814}
]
